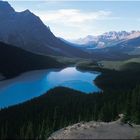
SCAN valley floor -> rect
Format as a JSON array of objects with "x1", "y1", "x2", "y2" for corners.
[{"x1": 48, "y1": 117, "x2": 140, "y2": 139}]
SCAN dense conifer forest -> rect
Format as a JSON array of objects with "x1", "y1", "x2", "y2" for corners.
[
  {"x1": 0, "y1": 1, "x2": 140, "y2": 139},
  {"x1": 0, "y1": 42, "x2": 64, "y2": 79},
  {"x1": 0, "y1": 65, "x2": 140, "y2": 139}
]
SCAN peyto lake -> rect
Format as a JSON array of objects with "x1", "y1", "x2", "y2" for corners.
[{"x1": 0, "y1": 67, "x2": 101, "y2": 108}]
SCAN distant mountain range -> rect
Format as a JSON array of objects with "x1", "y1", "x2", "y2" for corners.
[
  {"x1": 0, "y1": 1, "x2": 89, "y2": 58},
  {"x1": 0, "y1": 1, "x2": 140, "y2": 61},
  {"x1": 96, "y1": 35, "x2": 140, "y2": 55},
  {"x1": 69, "y1": 31, "x2": 140, "y2": 60},
  {"x1": 71, "y1": 31, "x2": 140, "y2": 49}
]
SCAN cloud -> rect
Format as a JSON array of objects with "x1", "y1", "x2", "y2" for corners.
[
  {"x1": 33, "y1": 9, "x2": 115, "y2": 39},
  {"x1": 37, "y1": 9, "x2": 111, "y2": 26}
]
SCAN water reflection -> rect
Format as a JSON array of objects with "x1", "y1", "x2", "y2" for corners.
[{"x1": 0, "y1": 67, "x2": 100, "y2": 108}]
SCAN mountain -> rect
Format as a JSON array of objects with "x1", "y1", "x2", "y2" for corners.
[
  {"x1": 0, "y1": 41, "x2": 64, "y2": 79},
  {"x1": 0, "y1": 1, "x2": 89, "y2": 58},
  {"x1": 69, "y1": 31, "x2": 140, "y2": 60},
  {"x1": 71, "y1": 31, "x2": 140, "y2": 49},
  {"x1": 100, "y1": 35, "x2": 140, "y2": 55},
  {"x1": 0, "y1": 0, "x2": 15, "y2": 14},
  {"x1": 88, "y1": 36, "x2": 140, "y2": 60}
]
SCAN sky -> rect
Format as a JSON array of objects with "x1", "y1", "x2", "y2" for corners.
[{"x1": 6, "y1": 1, "x2": 140, "y2": 39}]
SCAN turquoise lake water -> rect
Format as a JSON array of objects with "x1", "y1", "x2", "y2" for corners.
[{"x1": 0, "y1": 67, "x2": 100, "y2": 108}]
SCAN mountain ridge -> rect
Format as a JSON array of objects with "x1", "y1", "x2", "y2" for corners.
[
  {"x1": 71, "y1": 31, "x2": 140, "y2": 49},
  {"x1": 0, "y1": 1, "x2": 89, "y2": 58}
]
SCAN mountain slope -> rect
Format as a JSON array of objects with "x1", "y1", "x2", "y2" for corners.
[
  {"x1": 70, "y1": 31, "x2": 140, "y2": 60},
  {"x1": 0, "y1": 41, "x2": 64, "y2": 79},
  {"x1": 0, "y1": 1, "x2": 89, "y2": 58},
  {"x1": 71, "y1": 31, "x2": 140, "y2": 49},
  {"x1": 96, "y1": 36, "x2": 140, "y2": 56}
]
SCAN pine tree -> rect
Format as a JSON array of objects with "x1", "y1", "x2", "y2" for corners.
[{"x1": 25, "y1": 122, "x2": 34, "y2": 139}]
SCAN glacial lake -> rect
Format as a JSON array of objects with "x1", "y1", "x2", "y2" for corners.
[{"x1": 0, "y1": 67, "x2": 101, "y2": 108}]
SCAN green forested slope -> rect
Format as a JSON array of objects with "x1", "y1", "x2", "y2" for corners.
[
  {"x1": 0, "y1": 42, "x2": 64, "y2": 79},
  {"x1": 0, "y1": 67, "x2": 140, "y2": 139}
]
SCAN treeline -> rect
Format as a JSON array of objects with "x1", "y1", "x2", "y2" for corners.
[{"x1": 0, "y1": 68, "x2": 140, "y2": 139}]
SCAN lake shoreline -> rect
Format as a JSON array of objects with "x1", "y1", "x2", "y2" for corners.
[{"x1": 0, "y1": 67, "x2": 101, "y2": 109}]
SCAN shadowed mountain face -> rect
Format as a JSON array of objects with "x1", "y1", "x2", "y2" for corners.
[
  {"x1": 0, "y1": 1, "x2": 15, "y2": 14},
  {"x1": 0, "y1": 41, "x2": 64, "y2": 79},
  {"x1": 0, "y1": 1, "x2": 89, "y2": 58}
]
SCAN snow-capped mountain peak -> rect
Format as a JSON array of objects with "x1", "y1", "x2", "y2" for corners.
[
  {"x1": 126, "y1": 31, "x2": 140, "y2": 40},
  {"x1": 71, "y1": 31, "x2": 140, "y2": 49}
]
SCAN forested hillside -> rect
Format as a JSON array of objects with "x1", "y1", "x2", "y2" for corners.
[
  {"x1": 0, "y1": 66, "x2": 140, "y2": 139},
  {"x1": 0, "y1": 42, "x2": 64, "y2": 79}
]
